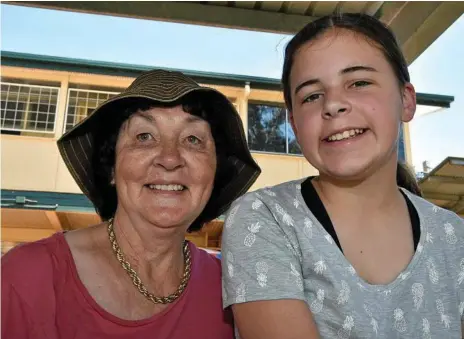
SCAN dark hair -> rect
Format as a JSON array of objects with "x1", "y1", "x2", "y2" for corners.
[
  {"x1": 91, "y1": 92, "x2": 235, "y2": 232},
  {"x1": 282, "y1": 13, "x2": 419, "y2": 195},
  {"x1": 282, "y1": 12, "x2": 409, "y2": 111},
  {"x1": 397, "y1": 162, "x2": 422, "y2": 197}
]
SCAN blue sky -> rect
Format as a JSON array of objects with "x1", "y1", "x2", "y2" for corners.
[{"x1": 1, "y1": 4, "x2": 462, "y2": 172}]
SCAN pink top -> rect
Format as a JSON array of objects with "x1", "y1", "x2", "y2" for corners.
[{"x1": 2, "y1": 232, "x2": 234, "y2": 339}]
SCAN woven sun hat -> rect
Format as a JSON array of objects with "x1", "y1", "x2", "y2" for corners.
[{"x1": 57, "y1": 69, "x2": 261, "y2": 223}]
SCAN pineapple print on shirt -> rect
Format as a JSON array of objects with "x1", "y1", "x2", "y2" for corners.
[
  {"x1": 227, "y1": 251, "x2": 235, "y2": 277},
  {"x1": 303, "y1": 218, "x2": 314, "y2": 239},
  {"x1": 363, "y1": 304, "x2": 379, "y2": 336},
  {"x1": 422, "y1": 318, "x2": 431, "y2": 339},
  {"x1": 457, "y1": 259, "x2": 464, "y2": 285},
  {"x1": 225, "y1": 204, "x2": 240, "y2": 229},
  {"x1": 256, "y1": 261, "x2": 269, "y2": 287},
  {"x1": 393, "y1": 308, "x2": 407, "y2": 333},
  {"x1": 337, "y1": 316, "x2": 355, "y2": 339},
  {"x1": 290, "y1": 263, "x2": 303, "y2": 291},
  {"x1": 336, "y1": 280, "x2": 351, "y2": 305},
  {"x1": 412, "y1": 283, "x2": 425, "y2": 310},
  {"x1": 251, "y1": 198, "x2": 263, "y2": 210},
  {"x1": 275, "y1": 203, "x2": 294, "y2": 227},
  {"x1": 426, "y1": 258, "x2": 439, "y2": 284},
  {"x1": 236, "y1": 282, "x2": 246, "y2": 303},
  {"x1": 244, "y1": 222, "x2": 261, "y2": 247},
  {"x1": 436, "y1": 299, "x2": 451, "y2": 329},
  {"x1": 310, "y1": 289, "x2": 325, "y2": 314},
  {"x1": 443, "y1": 222, "x2": 457, "y2": 244}
]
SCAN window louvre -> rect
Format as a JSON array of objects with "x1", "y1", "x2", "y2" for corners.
[
  {"x1": 0, "y1": 82, "x2": 59, "y2": 134},
  {"x1": 64, "y1": 88, "x2": 118, "y2": 132}
]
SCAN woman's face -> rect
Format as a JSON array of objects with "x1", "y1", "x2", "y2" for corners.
[
  {"x1": 289, "y1": 28, "x2": 416, "y2": 181},
  {"x1": 113, "y1": 105, "x2": 217, "y2": 230}
]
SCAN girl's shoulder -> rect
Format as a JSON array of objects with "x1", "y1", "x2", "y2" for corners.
[{"x1": 403, "y1": 189, "x2": 463, "y2": 226}]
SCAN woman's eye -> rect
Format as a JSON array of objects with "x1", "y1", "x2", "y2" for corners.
[
  {"x1": 186, "y1": 135, "x2": 201, "y2": 145},
  {"x1": 351, "y1": 80, "x2": 371, "y2": 88},
  {"x1": 136, "y1": 133, "x2": 153, "y2": 142},
  {"x1": 302, "y1": 93, "x2": 322, "y2": 103}
]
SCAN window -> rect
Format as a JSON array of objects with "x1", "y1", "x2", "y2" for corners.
[
  {"x1": 65, "y1": 88, "x2": 118, "y2": 132},
  {"x1": 0, "y1": 82, "x2": 59, "y2": 134},
  {"x1": 247, "y1": 102, "x2": 302, "y2": 155}
]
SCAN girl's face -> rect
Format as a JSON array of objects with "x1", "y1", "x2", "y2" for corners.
[{"x1": 289, "y1": 28, "x2": 416, "y2": 181}]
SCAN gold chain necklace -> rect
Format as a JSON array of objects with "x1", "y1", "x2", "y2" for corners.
[{"x1": 107, "y1": 218, "x2": 192, "y2": 304}]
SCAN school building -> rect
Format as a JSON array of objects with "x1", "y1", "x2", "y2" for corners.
[{"x1": 0, "y1": 50, "x2": 460, "y2": 254}]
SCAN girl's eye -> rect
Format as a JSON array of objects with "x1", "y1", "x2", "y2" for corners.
[
  {"x1": 186, "y1": 135, "x2": 201, "y2": 145},
  {"x1": 302, "y1": 93, "x2": 322, "y2": 103},
  {"x1": 136, "y1": 133, "x2": 153, "y2": 142},
  {"x1": 351, "y1": 80, "x2": 371, "y2": 88}
]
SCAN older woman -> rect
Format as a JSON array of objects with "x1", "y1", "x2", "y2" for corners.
[{"x1": 2, "y1": 70, "x2": 260, "y2": 339}]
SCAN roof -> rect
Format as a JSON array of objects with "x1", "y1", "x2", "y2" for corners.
[
  {"x1": 4, "y1": 1, "x2": 464, "y2": 64},
  {"x1": 1, "y1": 51, "x2": 455, "y2": 108},
  {"x1": 419, "y1": 157, "x2": 464, "y2": 217}
]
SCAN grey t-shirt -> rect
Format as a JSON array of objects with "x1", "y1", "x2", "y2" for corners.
[{"x1": 222, "y1": 178, "x2": 464, "y2": 338}]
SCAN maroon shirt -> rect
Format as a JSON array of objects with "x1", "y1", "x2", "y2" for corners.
[{"x1": 2, "y1": 232, "x2": 234, "y2": 339}]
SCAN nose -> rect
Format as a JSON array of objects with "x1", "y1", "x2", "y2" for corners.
[
  {"x1": 153, "y1": 141, "x2": 185, "y2": 171},
  {"x1": 322, "y1": 88, "x2": 351, "y2": 119}
]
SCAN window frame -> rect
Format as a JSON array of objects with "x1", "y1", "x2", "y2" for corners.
[
  {"x1": 64, "y1": 87, "x2": 119, "y2": 133},
  {"x1": 0, "y1": 81, "x2": 61, "y2": 135}
]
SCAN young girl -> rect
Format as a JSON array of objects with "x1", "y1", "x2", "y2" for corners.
[{"x1": 222, "y1": 13, "x2": 464, "y2": 338}]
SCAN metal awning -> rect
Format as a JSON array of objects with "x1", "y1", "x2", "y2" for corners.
[
  {"x1": 4, "y1": 1, "x2": 464, "y2": 64},
  {"x1": 419, "y1": 157, "x2": 464, "y2": 217}
]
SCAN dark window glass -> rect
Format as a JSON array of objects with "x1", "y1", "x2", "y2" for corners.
[
  {"x1": 287, "y1": 123, "x2": 302, "y2": 155},
  {"x1": 398, "y1": 126, "x2": 406, "y2": 162},
  {"x1": 247, "y1": 103, "x2": 286, "y2": 153}
]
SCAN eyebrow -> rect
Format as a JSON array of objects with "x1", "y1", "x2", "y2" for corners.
[
  {"x1": 294, "y1": 65, "x2": 378, "y2": 96},
  {"x1": 128, "y1": 111, "x2": 206, "y2": 127}
]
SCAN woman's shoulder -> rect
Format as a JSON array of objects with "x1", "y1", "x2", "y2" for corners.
[
  {"x1": 190, "y1": 243, "x2": 221, "y2": 272},
  {"x1": 2, "y1": 232, "x2": 68, "y2": 295}
]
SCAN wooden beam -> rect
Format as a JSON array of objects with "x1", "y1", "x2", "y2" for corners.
[
  {"x1": 422, "y1": 192, "x2": 461, "y2": 202},
  {"x1": 260, "y1": 1, "x2": 284, "y2": 12},
  {"x1": 5, "y1": 1, "x2": 316, "y2": 34},
  {"x1": 424, "y1": 176, "x2": 464, "y2": 185},
  {"x1": 363, "y1": 2, "x2": 384, "y2": 16},
  {"x1": 45, "y1": 210, "x2": 63, "y2": 231},
  {"x1": 401, "y1": 1, "x2": 464, "y2": 64},
  {"x1": 1, "y1": 227, "x2": 56, "y2": 243}
]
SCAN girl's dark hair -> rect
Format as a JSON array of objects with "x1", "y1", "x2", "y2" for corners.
[
  {"x1": 91, "y1": 92, "x2": 235, "y2": 232},
  {"x1": 397, "y1": 162, "x2": 422, "y2": 197},
  {"x1": 282, "y1": 13, "x2": 420, "y2": 195},
  {"x1": 282, "y1": 13, "x2": 410, "y2": 110}
]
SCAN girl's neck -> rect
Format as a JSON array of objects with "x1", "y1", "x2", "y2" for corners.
[{"x1": 314, "y1": 160, "x2": 403, "y2": 216}]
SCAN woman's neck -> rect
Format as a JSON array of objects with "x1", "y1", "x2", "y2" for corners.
[{"x1": 110, "y1": 211, "x2": 187, "y2": 286}]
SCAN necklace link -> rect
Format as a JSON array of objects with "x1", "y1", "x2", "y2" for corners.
[{"x1": 107, "y1": 218, "x2": 192, "y2": 304}]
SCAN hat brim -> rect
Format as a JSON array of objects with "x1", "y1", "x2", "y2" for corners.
[{"x1": 58, "y1": 85, "x2": 261, "y2": 223}]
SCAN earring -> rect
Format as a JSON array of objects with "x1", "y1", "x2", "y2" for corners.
[{"x1": 110, "y1": 178, "x2": 115, "y2": 186}]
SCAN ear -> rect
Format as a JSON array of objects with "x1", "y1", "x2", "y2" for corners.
[
  {"x1": 401, "y1": 83, "x2": 416, "y2": 123},
  {"x1": 288, "y1": 110, "x2": 298, "y2": 138}
]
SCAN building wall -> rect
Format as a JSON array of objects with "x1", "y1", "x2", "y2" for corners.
[{"x1": 1, "y1": 66, "x2": 322, "y2": 195}]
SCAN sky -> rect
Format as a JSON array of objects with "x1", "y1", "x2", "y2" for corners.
[{"x1": 1, "y1": 4, "x2": 463, "y2": 172}]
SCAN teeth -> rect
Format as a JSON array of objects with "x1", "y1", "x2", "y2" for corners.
[
  {"x1": 327, "y1": 129, "x2": 365, "y2": 142},
  {"x1": 148, "y1": 184, "x2": 185, "y2": 191}
]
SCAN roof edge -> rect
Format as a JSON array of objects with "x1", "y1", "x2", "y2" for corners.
[{"x1": 1, "y1": 51, "x2": 456, "y2": 106}]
